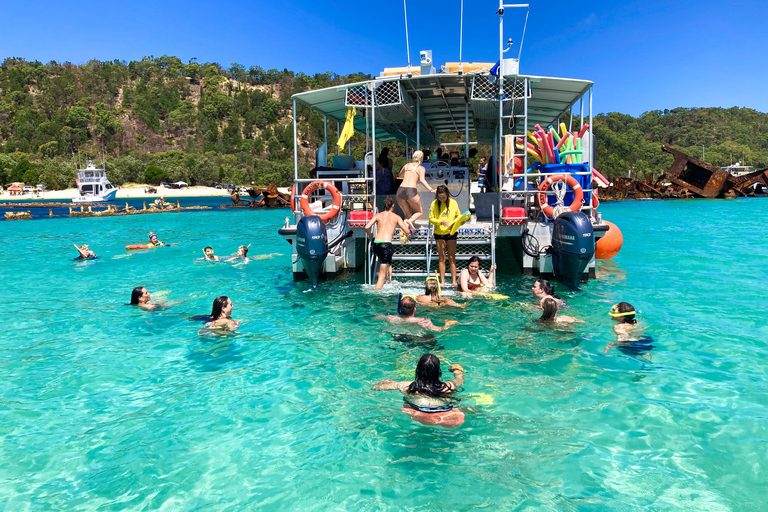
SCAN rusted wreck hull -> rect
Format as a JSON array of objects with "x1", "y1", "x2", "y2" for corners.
[{"x1": 660, "y1": 145, "x2": 729, "y2": 198}]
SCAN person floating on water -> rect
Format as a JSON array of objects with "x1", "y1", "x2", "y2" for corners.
[
  {"x1": 73, "y1": 243, "x2": 96, "y2": 260},
  {"x1": 458, "y1": 256, "x2": 496, "y2": 295},
  {"x1": 416, "y1": 276, "x2": 466, "y2": 308},
  {"x1": 429, "y1": 185, "x2": 461, "y2": 286},
  {"x1": 204, "y1": 296, "x2": 240, "y2": 330},
  {"x1": 372, "y1": 353, "x2": 466, "y2": 428},
  {"x1": 148, "y1": 232, "x2": 165, "y2": 247},
  {"x1": 365, "y1": 196, "x2": 411, "y2": 290},
  {"x1": 378, "y1": 295, "x2": 458, "y2": 332},
  {"x1": 603, "y1": 302, "x2": 653, "y2": 359},
  {"x1": 396, "y1": 150, "x2": 436, "y2": 231},
  {"x1": 538, "y1": 297, "x2": 583, "y2": 324},
  {"x1": 226, "y1": 244, "x2": 251, "y2": 263},
  {"x1": 531, "y1": 278, "x2": 565, "y2": 307},
  {"x1": 129, "y1": 287, "x2": 162, "y2": 311},
  {"x1": 202, "y1": 246, "x2": 219, "y2": 261}
]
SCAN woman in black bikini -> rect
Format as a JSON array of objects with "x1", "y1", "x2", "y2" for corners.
[{"x1": 396, "y1": 150, "x2": 435, "y2": 230}]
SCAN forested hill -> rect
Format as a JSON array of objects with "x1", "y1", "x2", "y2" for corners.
[{"x1": 0, "y1": 56, "x2": 766, "y2": 189}]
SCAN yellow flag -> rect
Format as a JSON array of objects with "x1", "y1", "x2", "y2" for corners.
[{"x1": 337, "y1": 107, "x2": 356, "y2": 152}]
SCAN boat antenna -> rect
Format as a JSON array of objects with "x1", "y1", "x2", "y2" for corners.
[
  {"x1": 458, "y1": 0, "x2": 464, "y2": 73},
  {"x1": 518, "y1": 7, "x2": 529, "y2": 61},
  {"x1": 403, "y1": 0, "x2": 411, "y2": 73}
]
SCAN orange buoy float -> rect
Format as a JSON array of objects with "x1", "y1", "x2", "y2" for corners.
[
  {"x1": 595, "y1": 221, "x2": 623, "y2": 259},
  {"x1": 300, "y1": 180, "x2": 342, "y2": 222},
  {"x1": 401, "y1": 406, "x2": 465, "y2": 428},
  {"x1": 290, "y1": 184, "x2": 296, "y2": 211}
]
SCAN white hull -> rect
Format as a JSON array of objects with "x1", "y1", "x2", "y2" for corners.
[{"x1": 72, "y1": 187, "x2": 119, "y2": 203}]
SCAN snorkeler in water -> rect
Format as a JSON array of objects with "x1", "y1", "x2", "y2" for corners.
[
  {"x1": 202, "y1": 246, "x2": 219, "y2": 261},
  {"x1": 603, "y1": 302, "x2": 653, "y2": 358},
  {"x1": 538, "y1": 297, "x2": 583, "y2": 324},
  {"x1": 204, "y1": 296, "x2": 240, "y2": 330},
  {"x1": 377, "y1": 295, "x2": 458, "y2": 332},
  {"x1": 226, "y1": 244, "x2": 251, "y2": 263},
  {"x1": 416, "y1": 276, "x2": 466, "y2": 308},
  {"x1": 73, "y1": 243, "x2": 97, "y2": 260}
]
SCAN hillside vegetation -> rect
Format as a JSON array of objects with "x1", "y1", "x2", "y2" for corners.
[{"x1": 0, "y1": 56, "x2": 766, "y2": 189}]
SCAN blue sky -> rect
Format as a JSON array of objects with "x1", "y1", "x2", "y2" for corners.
[{"x1": 2, "y1": 0, "x2": 765, "y2": 116}]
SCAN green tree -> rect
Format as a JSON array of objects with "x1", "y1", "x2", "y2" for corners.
[{"x1": 144, "y1": 165, "x2": 168, "y2": 184}]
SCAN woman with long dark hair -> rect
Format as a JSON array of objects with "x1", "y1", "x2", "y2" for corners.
[
  {"x1": 129, "y1": 287, "x2": 158, "y2": 311},
  {"x1": 428, "y1": 185, "x2": 460, "y2": 286},
  {"x1": 458, "y1": 256, "x2": 496, "y2": 295},
  {"x1": 372, "y1": 353, "x2": 466, "y2": 428},
  {"x1": 204, "y1": 296, "x2": 239, "y2": 330}
]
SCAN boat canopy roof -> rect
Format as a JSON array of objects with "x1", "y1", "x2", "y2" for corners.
[{"x1": 292, "y1": 72, "x2": 593, "y2": 146}]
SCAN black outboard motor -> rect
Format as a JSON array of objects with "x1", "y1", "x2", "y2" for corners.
[
  {"x1": 295, "y1": 215, "x2": 328, "y2": 290},
  {"x1": 551, "y1": 211, "x2": 594, "y2": 289}
]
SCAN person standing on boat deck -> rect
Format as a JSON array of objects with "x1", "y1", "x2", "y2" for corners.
[
  {"x1": 377, "y1": 296, "x2": 459, "y2": 332},
  {"x1": 396, "y1": 151, "x2": 435, "y2": 231},
  {"x1": 478, "y1": 157, "x2": 488, "y2": 193},
  {"x1": 204, "y1": 296, "x2": 240, "y2": 330},
  {"x1": 429, "y1": 185, "x2": 461, "y2": 286},
  {"x1": 458, "y1": 256, "x2": 496, "y2": 295},
  {"x1": 376, "y1": 149, "x2": 395, "y2": 195},
  {"x1": 365, "y1": 197, "x2": 411, "y2": 290}
]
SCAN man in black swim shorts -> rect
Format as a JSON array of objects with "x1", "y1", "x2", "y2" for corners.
[{"x1": 365, "y1": 197, "x2": 411, "y2": 290}]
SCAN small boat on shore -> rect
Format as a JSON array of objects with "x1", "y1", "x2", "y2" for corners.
[{"x1": 72, "y1": 161, "x2": 119, "y2": 203}]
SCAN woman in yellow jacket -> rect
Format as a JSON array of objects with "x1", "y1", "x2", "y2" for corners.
[{"x1": 429, "y1": 185, "x2": 461, "y2": 286}]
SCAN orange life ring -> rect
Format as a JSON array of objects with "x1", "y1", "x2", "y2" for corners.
[
  {"x1": 591, "y1": 189, "x2": 599, "y2": 211},
  {"x1": 290, "y1": 184, "x2": 296, "y2": 211},
  {"x1": 537, "y1": 174, "x2": 584, "y2": 218},
  {"x1": 300, "y1": 181, "x2": 342, "y2": 222}
]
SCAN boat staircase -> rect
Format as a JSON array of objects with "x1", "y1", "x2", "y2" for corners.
[{"x1": 366, "y1": 213, "x2": 497, "y2": 283}]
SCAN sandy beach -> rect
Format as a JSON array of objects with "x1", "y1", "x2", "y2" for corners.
[{"x1": 0, "y1": 184, "x2": 233, "y2": 201}]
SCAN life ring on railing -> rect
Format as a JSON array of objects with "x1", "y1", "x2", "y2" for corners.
[
  {"x1": 591, "y1": 188, "x2": 599, "y2": 211},
  {"x1": 537, "y1": 174, "x2": 583, "y2": 218},
  {"x1": 300, "y1": 180, "x2": 342, "y2": 222},
  {"x1": 290, "y1": 184, "x2": 296, "y2": 211}
]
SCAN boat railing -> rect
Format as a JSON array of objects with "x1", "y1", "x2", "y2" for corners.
[{"x1": 291, "y1": 177, "x2": 376, "y2": 214}]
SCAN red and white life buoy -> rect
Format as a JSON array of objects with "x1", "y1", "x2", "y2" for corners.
[
  {"x1": 537, "y1": 174, "x2": 584, "y2": 218},
  {"x1": 300, "y1": 181, "x2": 342, "y2": 222}
]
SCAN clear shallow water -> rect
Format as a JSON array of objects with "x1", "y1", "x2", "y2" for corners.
[{"x1": 1, "y1": 199, "x2": 767, "y2": 511}]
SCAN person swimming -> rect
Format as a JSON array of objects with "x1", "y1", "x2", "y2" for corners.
[
  {"x1": 531, "y1": 278, "x2": 564, "y2": 307},
  {"x1": 416, "y1": 277, "x2": 465, "y2": 308},
  {"x1": 377, "y1": 295, "x2": 458, "y2": 332},
  {"x1": 148, "y1": 232, "x2": 165, "y2": 247},
  {"x1": 73, "y1": 243, "x2": 96, "y2": 260},
  {"x1": 225, "y1": 244, "x2": 251, "y2": 263},
  {"x1": 202, "y1": 246, "x2": 219, "y2": 261},
  {"x1": 538, "y1": 297, "x2": 583, "y2": 324},
  {"x1": 371, "y1": 353, "x2": 466, "y2": 428},
  {"x1": 204, "y1": 296, "x2": 239, "y2": 330},
  {"x1": 129, "y1": 287, "x2": 160, "y2": 311},
  {"x1": 458, "y1": 256, "x2": 496, "y2": 295},
  {"x1": 603, "y1": 302, "x2": 653, "y2": 358}
]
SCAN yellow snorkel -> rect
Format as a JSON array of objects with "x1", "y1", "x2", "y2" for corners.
[{"x1": 609, "y1": 304, "x2": 640, "y2": 317}]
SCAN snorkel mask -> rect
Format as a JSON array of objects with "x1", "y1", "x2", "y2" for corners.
[
  {"x1": 609, "y1": 304, "x2": 639, "y2": 318},
  {"x1": 427, "y1": 272, "x2": 441, "y2": 296}
]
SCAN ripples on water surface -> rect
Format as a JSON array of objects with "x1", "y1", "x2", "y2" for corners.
[{"x1": 1, "y1": 198, "x2": 766, "y2": 511}]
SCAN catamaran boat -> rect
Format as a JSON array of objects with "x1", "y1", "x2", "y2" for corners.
[
  {"x1": 72, "y1": 160, "x2": 119, "y2": 203},
  {"x1": 278, "y1": 6, "x2": 618, "y2": 290}
]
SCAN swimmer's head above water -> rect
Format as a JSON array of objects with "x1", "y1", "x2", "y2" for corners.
[
  {"x1": 130, "y1": 286, "x2": 150, "y2": 305},
  {"x1": 540, "y1": 297, "x2": 559, "y2": 322},
  {"x1": 424, "y1": 277, "x2": 440, "y2": 298},
  {"x1": 397, "y1": 294, "x2": 417, "y2": 317},
  {"x1": 237, "y1": 244, "x2": 250, "y2": 257},
  {"x1": 610, "y1": 302, "x2": 638, "y2": 324},
  {"x1": 211, "y1": 295, "x2": 232, "y2": 320}
]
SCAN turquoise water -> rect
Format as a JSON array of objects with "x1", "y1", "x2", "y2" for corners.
[{"x1": 1, "y1": 199, "x2": 767, "y2": 511}]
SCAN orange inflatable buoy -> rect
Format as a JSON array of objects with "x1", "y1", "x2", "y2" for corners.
[
  {"x1": 595, "y1": 221, "x2": 623, "y2": 259},
  {"x1": 401, "y1": 407, "x2": 465, "y2": 428}
]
